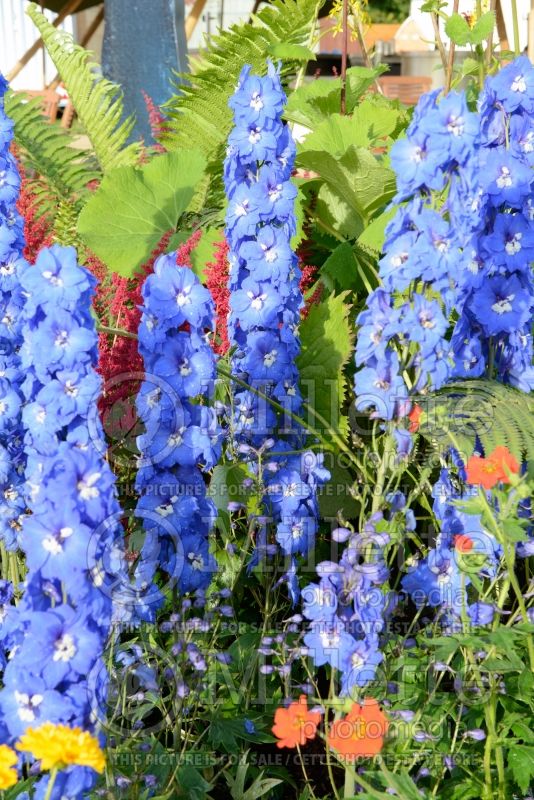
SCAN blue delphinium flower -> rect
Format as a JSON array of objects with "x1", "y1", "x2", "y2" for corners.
[
  {"x1": 132, "y1": 253, "x2": 220, "y2": 622},
  {"x1": 0, "y1": 74, "x2": 28, "y2": 549},
  {"x1": 301, "y1": 495, "x2": 412, "y2": 695},
  {"x1": 0, "y1": 245, "x2": 128, "y2": 800},
  {"x1": 224, "y1": 61, "x2": 328, "y2": 591},
  {"x1": 355, "y1": 89, "x2": 482, "y2": 430},
  {"x1": 452, "y1": 57, "x2": 534, "y2": 390}
]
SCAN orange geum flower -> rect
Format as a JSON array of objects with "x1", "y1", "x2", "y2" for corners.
[
  {"x1": 466, "y1": 446, "x2": 519, "y2": 490},
  {"x1": 272, "y1": 695, "x2": 321, "y2": 748},
  {"x1": 454, "y1": 534, "x2": 474, "y2": 553},
  {"x1": 328, "y1": 698, "x2": 388, "y2": 761},
  {"x1": 408, "y1": 404, "x2": 423, "y2": 433}
]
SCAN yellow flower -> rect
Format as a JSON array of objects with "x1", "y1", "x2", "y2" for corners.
[
  {"x1": 16, "y1": 723, "x2": 105, "y2": 774},
  {"x1": 0, "y1": 743, "x2": 18, "y2": 789}
]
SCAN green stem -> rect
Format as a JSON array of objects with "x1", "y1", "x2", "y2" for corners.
[
  {"x1": 217, "y1": 364, "x2": 370, "y2": 478},
  {"x1": 44, "y1": 768, "x2": 59, "y2": 800},
  {"x1": 97, "y1": 323, "x2": 138, "y2": 340},
  {"x1": 343, "y1": 766, "x2": 355, "y2": 799},
  {"x1": 479, "y1": 490, "x2": 534, "y2": 670},
  {"x1": 511, "y1": 0, "x2": 520, "y2": 55}
]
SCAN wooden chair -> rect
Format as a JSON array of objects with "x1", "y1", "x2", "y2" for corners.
[
  {"x1": 17, "y1": 89, "x2": 60, "y2": 122},
  {"x1": 377, "y1": 76, "x2": 433, "y2": 106},
  {"x1": 60, "y1": 100, "x2": 76, "y2": 129}
]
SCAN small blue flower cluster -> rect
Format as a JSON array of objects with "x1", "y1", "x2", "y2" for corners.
[
  {"x1": 402, "y1": 466, "x2": 500, "y2": 628},
  {"x1": 301, "y1": 494, "x2": 412, "y2": 694},
  {"x1": 0, "y1": 75, "x2": 28, "y2": 549},
  {"x1": 133, "y1": 254, "x2": 220, "y2": 622},
  {"x1": 0, "y1": 245, "x2": 127, "y2": 800},
  {"x1": 224, "y1": 62, "x2": 327, "y2": 582},
  {"x1": 355, "y1": 90, "x2": 480, "y2": 427},
  {"x1": 452, "y1": 56, "x2": 534, "y2": 390}
]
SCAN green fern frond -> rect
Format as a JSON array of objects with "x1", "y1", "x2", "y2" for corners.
[
  {"x1": 163, "y1": 0, "x2": 323, "y2": 162},
  {"x1": 26, "y1": 3, "x2": 141, "y2": 174},
  {"x1": 419, "y1": 380, "x2": 534, "y2": 463},
  {"x1": 6, "y1": 91, "x2": 96, "y2": 217}
]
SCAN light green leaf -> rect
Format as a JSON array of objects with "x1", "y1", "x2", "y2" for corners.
[
  {"x1": 358, "y1": 207, "x2": 396, "y2": 253},
  {"x1": 445, "y1": 13, "x2": 472, "y2": 46},
  {"x1": 299, "y1": 145, "x2": 395, "y2": 223},
  {"x1": 284, "y1": 66, "x2": 387, "y2": 129},
  {"x1": 269, "y1": 42, "x2": 316, "y2": 61},
  {"x1": 78, "y1": 149, "x2": 206, "y2": 276},
  {"x1": 315, "y1": 183, "x2": 364, "y2": 239},
  {"x1": 297, "y1": 292, "x2": 354, "y2": 440},
  {"x1": 470, "y1": 11, "x2": 495, "y2": 44},
  {"x1": 508, "y1": 744, "x2": 534, "y2": 793}
]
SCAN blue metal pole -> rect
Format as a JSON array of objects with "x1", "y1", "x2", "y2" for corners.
[{"x1": 101, "y1": 0, "x2": 188, "y2": 143}]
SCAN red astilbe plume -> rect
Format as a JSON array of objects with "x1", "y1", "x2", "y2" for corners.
[
  {"x1": 93, "y1": 232, "x2": 172, "y2": 447},
  {"x1": 177, "y1": 228, "x2": 203, "y2": 267},
  {"x1": 15, "y1": 170, "x2": 53, "y2": 264},
  {"x1": 175, "y1": 228, "x2": 231, "y2": 354},
  {"x1": 205, "y1": 238, "x2": 230, "y2": 355},
  {"x1": 142, "y1": 91, "x2": 168, "y2": 152}
]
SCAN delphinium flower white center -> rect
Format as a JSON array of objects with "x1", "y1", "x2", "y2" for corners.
[
  {"x1": 505, "y1": 232, "x2": 522, "y2": 255},
  {"x1": 250, "y1": 91, "x2": 264, "y2": 111},
  {"x1": 496, "y1": 166, "x2": 513, "y2": 188},
  {"x1": 42, "y1": 270, "x2": 63, "y2": 287},
  {"x1": 176, "y1": 290, "x2": 190, "y2": 307},
  {"x1": 15, "y1": 691, "x2": 43, "y2": 722},
  {"x1": 55, "y1": 330, "x2": 70, "y2": 348},
  {"x1": 77, "y1": 472, "x2": 101, "y2": 500},
  {"x1": 189, "y1": 552, "x2": 204, "y2": 570},
  {"x1": 263, "y1": 349, "x2": 277, "y2": 367},
  {"x1": 53, "y1": 633, "x2": 76, "y2": 662},
  {"x1": 511, "y1": 74, "x2": 527, "y2": 93},
  {"x1": 447, "y1": 114, "x2": 464, "y2": 136},
  {"x1": 248, "y1": 128, "x2": 262, "y2": 144},
  {"x1": 492, "y1": 294, "x2": 515, "y2": 314}
]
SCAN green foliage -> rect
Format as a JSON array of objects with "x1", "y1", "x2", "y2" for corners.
[
  {"x1": 298, "y1": 127, "x2": 396, "y2": 233},
  {"x1": 418, "y1": 380, "x2": 534, "y2": 462},
  {"x1": 297, "y1": 292, "x2": 354, "y2": 438},
  {"x1": 445, "y1": 11, "x2": 495, "y2": 46},
  {"x1": 292, "y1": 87, "x2": 406, "y2": 244},
  {"x1": 77, "y1": 149, "x2": 206, "y2": 275},
  {"x1": 508, "y1": 745, "x2": 534, "y2": 793},
  {"x1": 320, "y1": 240, "x2": 376, "y2": 293},
  {"x1": 284, "y1": 65, "x2": 388, "y2": 128},
  {"x1": 27, "y1": 3, "x2": 141, "y2": 174},
  {"x1": 368, "y1": 0, "x2": 410, "y2": 23},
  {"x1": 6, "y1": 91, "x2": 96, "y2": 221},
  {"x1": 163, "y1": 0, "x2": 323, "y2": 209},
  {"x1": 225, "y1": 758, "x2": 282, "y2": 800}
]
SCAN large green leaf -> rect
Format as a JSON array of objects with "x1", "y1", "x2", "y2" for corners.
[
  {"x1": 297, "y1": 292, "x2": 354, "y2": 439},
  {"x1": 77, "y1": 150, "x2": 206, "y2": 276}
]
